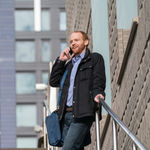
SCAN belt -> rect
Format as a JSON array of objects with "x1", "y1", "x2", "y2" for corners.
[{"x1": 65, "y1": 107, "x2": 73, "y2": 112}]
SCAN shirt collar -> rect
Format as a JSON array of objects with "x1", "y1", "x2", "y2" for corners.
[
  {"x1": 72, "y1": 51, "x2": 85, "y2": 64},
  {"x1": 80, "y1": 51, "x2": 85, "y2": 59}
]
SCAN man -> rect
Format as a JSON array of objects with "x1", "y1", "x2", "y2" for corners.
[{"x1": 49, "y1": 31, "x2": 106, "y2": 150}]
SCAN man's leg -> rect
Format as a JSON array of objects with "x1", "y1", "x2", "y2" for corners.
[
  {"x1": 62, "y1": 112, "x2": 93, "y2": 150},
  {"x1": 62, "y1": 112, "x2": 73, "y2": 143}
]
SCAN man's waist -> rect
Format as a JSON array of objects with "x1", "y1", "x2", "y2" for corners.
[{"x1": 65, "y1": 106, "x2": 73, "y2": 112}]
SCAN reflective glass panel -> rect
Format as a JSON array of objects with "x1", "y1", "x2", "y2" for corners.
[
  {"x1": 91, "y1": 0, "x2": 111, "y2": 110},
  {"x1": 16, "y1": 73, "x2": 36, "y2": 94},
  {"x1": 116, "y1": 0, "x2": 138, "y2": 28},
  {"x1": 42, "y1": 40, "x2": 51, "y2": 62},
  {"x1": 16, "y1": 104, "x2": 37, "y2": 127},
  {"x1": 16, "y1": 41, "x2": 35, "y2": 62},
  {"x1": 17, "y1": 137, "x2": 37, "y2": 148},
  {"x1": 41, "y1": 10, "x2": 50, "y2": 31},
  {"x1": 15, "y1": 10, "x2": 34, "y2": 31},
  {"x1": 60, "y1": 11, "x2": 66, "y2": 30}
]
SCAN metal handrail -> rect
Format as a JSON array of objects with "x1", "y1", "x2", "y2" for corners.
[
  {"x1": 98, "y1": 98, "x2": 147, "y2": 150},
  {"x1": 44, "y1": 99, "x2": 51, "y2": 115}
]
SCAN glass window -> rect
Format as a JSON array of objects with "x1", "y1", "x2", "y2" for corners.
[
  {"x1": 15, "y1": 10, "x2": 34, "y2": 31},
  {"x1": 42, "y1": 72, "x2": 49, "y2": 84},
  {"x1": 60, "y1": 40, "x2": 67, "y2": 52},
  {"x1": 41, "y1": 9, "x2": 50, "y2": 31},
  {"x1": 17, "y1": 137, "x2": 37, "y2": 148},
  {"x1": 16, "y1": 104, "x2": 37, "y2": 127},
  {"x1": 42, "y1": 40, "x2": 51, "y2": 62},
  {"x1": 91, "y1": 0, "x2": 111, "y2": 110},
  {"x1": 60, "y1": 11, "x2": 66, "y2": 30},
  {"x1": 116, "y1": 0, "x2": 138, "y2": 29},
  {"x1": 16, "y1": 41, "x2": 35, "y2": 62},
  {"x1": 16, "y1": 73, "x2": 36, "y2": 94}
]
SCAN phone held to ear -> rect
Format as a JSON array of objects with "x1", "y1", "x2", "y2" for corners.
[{"x1": 69, "y1": 47, "x2": 73, "y2": 55}]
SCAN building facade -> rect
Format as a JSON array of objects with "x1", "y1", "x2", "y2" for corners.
[
  {"x1": 65, "y1": 0, "x2": 150, "y2": 149},
  {"x1": 0, "y1": 0, "x2": 16, "y2": 147},
  {"x1": 102, "y1": 0, "x2": 150, "y2": 149},
  {"x1": 0, "y1": 0, "x2": 66, "y2": 148}
]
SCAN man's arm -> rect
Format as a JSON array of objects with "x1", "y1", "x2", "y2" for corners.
[
  {"x1": 49, "y1": 47, "x2": 73, "y2": 87},
  {"x1": 49, "y1": 58, "x2": 66, "y2": 87},
  {"x1": 92, "y1": 53, "x2": 106, "y2": 103}
]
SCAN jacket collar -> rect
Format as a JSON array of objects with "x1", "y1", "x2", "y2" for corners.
[
  {"x1": 81, "y1": 48, "x2": 91, "y2": 63},
  {"x1": 66, "y1": 48, "x2": 91, "y2": 65}
]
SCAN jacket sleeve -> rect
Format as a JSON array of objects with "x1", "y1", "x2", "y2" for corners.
[
  {"x1": 49, "y1": 58, "x2": 66, "y2": 87},
  {"x1": 92, "y1": 53, "x2": 106, "y2": 99}
]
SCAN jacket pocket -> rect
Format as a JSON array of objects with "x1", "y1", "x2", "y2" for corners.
[{"x1": 79, "y1": 65, "x2": 93, "y2": 81}]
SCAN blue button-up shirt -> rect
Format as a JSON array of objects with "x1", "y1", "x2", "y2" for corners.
[{"x1": 66, "y1": 51, "x2": 85, "y2": 106}]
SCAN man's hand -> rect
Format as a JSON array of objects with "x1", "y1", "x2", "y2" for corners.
[
  {"x1": 59, "y1": 47, "x2": 74, "y2": 61},
  {"x1": 94, "y1": 94, "x2": 104, "y2": 103}
]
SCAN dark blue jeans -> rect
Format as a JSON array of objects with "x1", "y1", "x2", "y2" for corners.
[{"x1": 61, "y1": 112, "x2": 93, "y2": 150}]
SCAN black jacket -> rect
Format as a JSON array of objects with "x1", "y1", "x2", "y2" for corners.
[{"x1": 50, "y1": 49, "x2": 106, "y2": 120}]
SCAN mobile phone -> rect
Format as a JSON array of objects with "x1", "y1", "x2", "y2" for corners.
[{"x1": 69, "y1": 47, "x2": 73, "y2": 55}]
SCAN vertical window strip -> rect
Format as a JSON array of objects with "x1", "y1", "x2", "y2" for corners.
[{"x1": 34, "y1": 0, "x2": 41, "y2": 31}]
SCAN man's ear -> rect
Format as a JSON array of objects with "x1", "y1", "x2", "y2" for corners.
[{"x1": 84, "y1": 39, "x2": 89, "y2": 46}]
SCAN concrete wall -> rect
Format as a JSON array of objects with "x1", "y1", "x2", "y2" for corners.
[
  {"x1": 102, "y1": 0, "x2": 150, "y2": 149},
  {"x1": 65, "y1": 0, "x2": 150, "y2": 149}
]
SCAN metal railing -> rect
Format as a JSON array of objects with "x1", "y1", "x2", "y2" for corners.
[
  {"x1": 96, "y1": 98, "x2": 147, "y2": 150},
  {"x1": 43, "y1": 99, "x2": 52, "y2": 150}
]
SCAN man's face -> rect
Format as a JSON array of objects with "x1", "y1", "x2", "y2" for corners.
[{"x1": 70, "y1": 32, "x2": 88, "y2": 55}]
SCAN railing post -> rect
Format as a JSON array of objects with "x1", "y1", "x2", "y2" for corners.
[
  {"x1": 95, "y1": 111, "x2": 101, "y2": 150},
  {"x1": 133, "y1": 143, "x2": 137, "y2": 150},
  {"x1": 43, "y1": 100, "x2": 53, "y2": 150},
  {"x1": 112, "y1": 120, "x2": 118, "y2": 150},
  {"x1": 43, "y1": 106, "x2": 47, "y2": 148}
]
